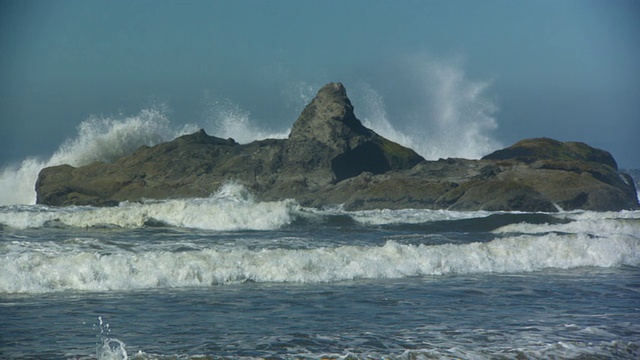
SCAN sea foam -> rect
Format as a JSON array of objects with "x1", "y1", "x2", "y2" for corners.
[
  {"x1": 2, "y1": 232, "x2": 638, "y2": 294},
  {"x1": 0, "y1": 183, "x2": 297, "y2": 231}
]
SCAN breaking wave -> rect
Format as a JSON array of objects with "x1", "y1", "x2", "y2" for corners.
[
  {"x1": 494, "y1": 210, "x2": 640, "y2": 238},
  {"x1": 0, "y1": 183, "x2": 296, "y2": 231},
  {"x1": 201, "y1": 95, "x2": 290, "y2": 143},
  {"x1": 2, "y1": 232, "x2": 638, "y2": 294},
  {"x1": 355, "y1": 56, "x2": 502, "y2": 160},
  {"x1": 0, "y1": 108, "x2": 197, "y2": 206},
  {"x1": 1, "y1": 58, "x2": 503, "y2": 208},
  {"x1": 2, "y1": 185, "x2": 639, "y2": 294}
]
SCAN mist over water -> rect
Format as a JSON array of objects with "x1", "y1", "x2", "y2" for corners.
[{"x1": 0, "y1": 59, "x2": 502, "y2": 205}]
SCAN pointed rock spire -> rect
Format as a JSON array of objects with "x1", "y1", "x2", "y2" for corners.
[
  {"x1": 288, "y1": 82, "x2": 369, "y2": 145},
  {"x1": 284, "y1": 82, "x2": 424, "y2": 184}
]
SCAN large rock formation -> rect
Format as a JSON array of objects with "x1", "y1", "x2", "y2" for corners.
[{"x1": 36, "y1": 83, "x2": 639, "y2": 212}]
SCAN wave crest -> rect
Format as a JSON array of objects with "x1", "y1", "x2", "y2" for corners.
[
  {"x1": 355, "y1": 56, "x2": 501, "y2": 160},
  {"x1": 0, "y1": 108, "x2": 196, "y2": 206},
  {"x1": 0, "y1": 183, "x2": 297, "y2": 231},
  {"x1": 2, "y1": 233, "x2": 638, "y2": 294}
]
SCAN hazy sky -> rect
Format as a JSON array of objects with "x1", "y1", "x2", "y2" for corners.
[{"x1": 1, "y1": 0, "x2": 639, "y2": 168}]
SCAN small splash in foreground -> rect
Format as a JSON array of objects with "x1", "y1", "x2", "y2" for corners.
[{"x1": 96, "y1": 317, "x2": 128, "y2": 360}]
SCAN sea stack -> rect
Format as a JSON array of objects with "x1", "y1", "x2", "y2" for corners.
[
  {"x1": 36, "y1": 83, "x2": 639, "y2": 212},
  {"x1": 283, "y1": 82, "x2": 424, "y2": 185}
]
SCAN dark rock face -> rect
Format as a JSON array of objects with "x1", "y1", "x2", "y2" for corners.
[{"x1": 36, "y1": 83, "x2": 639, "y2": 212}]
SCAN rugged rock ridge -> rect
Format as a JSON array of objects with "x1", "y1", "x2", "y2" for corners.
[
  {"x1": 282, "y1": 82, "x2": 424, "y2": 185},
  {"x1": 36, "y1": 83, "x2": 639, "y2": 212}
]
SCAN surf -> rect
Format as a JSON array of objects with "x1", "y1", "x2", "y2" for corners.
[
  {"x1": 2, "y1": 230, "x2": 638, "y2": 294},
  {"x1": 0, "y1": 108, "x2": 197, "y2": 206},
  {"x1": 0, "y1": 183, "x2": 297, "y2": 231}
]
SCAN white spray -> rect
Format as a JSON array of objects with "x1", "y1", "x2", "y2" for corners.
[
  {"x1": 356, "y1": 56, "x2": 502, "y2": 160},
  {"x1": 95, "y1": 316, "x2": 128, "y2": 360},
  {"x1": 0, "y1": 108, "x2": 197, "y2": 205},
  {"x1": 1, "y1": 58, "x2": 502, "y2": 205},
  {"x1": 201, "y1": 94, "x2": 289, "y2": 144}
]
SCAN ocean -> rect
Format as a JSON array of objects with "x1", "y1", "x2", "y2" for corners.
[
  {"x1": 1, "y1": 92, "x2": 639, "y2": 359},
  {"x1": 1, "y1": 181, "x2": 639, "y2": 359}
]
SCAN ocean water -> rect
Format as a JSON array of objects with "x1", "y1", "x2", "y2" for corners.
[
  {"x1": 1, "y1": 76, "x2": 639, "y2": 359},
  {"x1": 1, "y1": 182, "x2": 639, "y2": 359}
]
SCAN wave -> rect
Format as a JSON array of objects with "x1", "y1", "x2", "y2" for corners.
[
  {"x1": 96, "y1": 343, "x2": 640, "y2": 360},
  {"x1": 493, "y1": 210, "x2": 640, "y2": 238},
  {"x1": 0, "y1": 108, "x2": 197, "y2": 206},
  {"x1": 353, "y1": 56, "x2": 502, "y2": 160},
  {"x1": 201, "y1": 96, "x2": 290, "y2": 143},
  {"x1": 3, "y1": 192, "x2": 640, "y2": 237},
  {"x1": 81, "y1": 314, "x2": 640, "y2": 360},
  {"x1": 2, "y1": 232, "x2": 638, "y2": 294},
  {"x1": 295, "y1": 207, "x2": 498, "y2": 230},
  {"x1": 0, "y1": 183, "x2": 297, "y2": 231},
  {"x1": 0, "y1": 100, "x2": 288, "y2": 207}
]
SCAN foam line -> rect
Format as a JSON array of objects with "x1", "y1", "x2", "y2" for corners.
[{"x1": 2, "y1": 234, "x2": 638, "y2": 294}]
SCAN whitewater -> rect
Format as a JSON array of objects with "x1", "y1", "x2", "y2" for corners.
[{"x1": 2, "y1": 180, "x2": 640, "y2": 359}]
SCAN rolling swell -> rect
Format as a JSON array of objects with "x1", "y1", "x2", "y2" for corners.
[{"x1": 378, "y1": 213, "x2": 570, "y2": 234}]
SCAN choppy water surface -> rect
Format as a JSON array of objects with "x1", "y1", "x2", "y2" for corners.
[{"x1": 1, "y1": 189, "x2": 639, "y2": 359}]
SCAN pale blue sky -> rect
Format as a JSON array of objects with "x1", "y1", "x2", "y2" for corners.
[{"x1": 1, "y1": 0, "x2": 639, "y2": 167}]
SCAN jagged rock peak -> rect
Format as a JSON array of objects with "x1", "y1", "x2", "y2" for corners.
[
  {"x1": 289, "y1": 82, "x2": 370, "y2": 143},
  {"x1": 316, "y1": 82, "x2": 351, "y2": 105}
]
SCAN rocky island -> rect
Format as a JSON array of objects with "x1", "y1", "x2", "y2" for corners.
[{"x1": 36, "y1": 83, "x2": 639, "y2": 212}]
